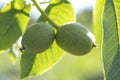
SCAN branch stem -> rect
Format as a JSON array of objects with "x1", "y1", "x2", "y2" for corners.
[{"x1": 32, "y1": 0, "x2": 59, "y2": 30}]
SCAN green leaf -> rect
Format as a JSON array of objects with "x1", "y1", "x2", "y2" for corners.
[
  {"x1": 0, "y1": 0, "x2": 25, "y2": 12},
  {"x1": 21, "y1": 51, "x2": 36, "y2": 78},
  {"x1": 0, "y1": 1, "x2": 31, "y2": 51},
  {"x1": 13, "y1": 0, "x2": 25, "y2": 10},
  {"x1": 21, "y1": 42, "x2": 64, "y2": 78},
  {"x1": 114, "y1": 0, "x2": 120, "y2": 42},
  {"x1": 93, "y1": 0, "x2": 105, "y2": 46},
  {"x1": 102, "y1": 0, "x2": 120, "y2": 80},
  {"x1": 94, "y1": 0, "x2": 120, "y2": 79},
  {"x1": 93, "y1": 0, "x2": 105, "y2": 79},
  {"x1": 38, "y1": 0, "x2": 75, "y2": 26},
  {"x1": 20, "y1": 1, "x2": 75, "y2": 78},
  {"x1": 15, "y1": 4, "x2": 31, "y2": 33}
]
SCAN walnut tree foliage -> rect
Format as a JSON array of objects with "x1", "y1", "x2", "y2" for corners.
[{"x1": 0, "y1": 0, "x2": 120, "y2": 79}]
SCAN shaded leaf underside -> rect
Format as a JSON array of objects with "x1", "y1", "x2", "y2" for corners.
[
  {"x1": 0, "y1": 1, "x2": 30, "y2": 51},
  {"x1": 102, "y1": 0, "x2": 120, "y2": 80}
]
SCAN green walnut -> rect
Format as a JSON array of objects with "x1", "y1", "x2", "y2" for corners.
[
  {"x1": 21, "y1": 22, "x2": 55, "y2": 54},
  {"x1": 56, "y1": 22, "x2": 96, "y2": 56}
]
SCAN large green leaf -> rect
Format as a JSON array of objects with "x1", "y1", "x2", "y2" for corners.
[
  {"x1": 94, "y1": 0, "x2": 120, "y2": 79},
  {"x1": 114, "y1": 0, "x2": 120, "y2": 41},
  {"x1": 102, "y1": 0, "x2": 120, "y2": 80},
  {"x1": 93, "y1": 0, "x2": 105, "y2": 79},
  {"x1": 38, "y1": 0, "x2": 75, "y2": 26},
  {"x1": 20, "y1": 1, "x2": 75, "y2": 79},
  {"x1": 93, "y1": 0, "x2": 105, "y2": 78},
  {"x1": 0, "y1": 1, "x2": 31, "y2": 51},
  {"x1": 93, "y1": 0, "x2": 105, "y2": 46}
]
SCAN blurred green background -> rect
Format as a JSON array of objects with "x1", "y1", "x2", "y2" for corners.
[{"x1": 0, "y1": 7, "x2": 104, "y2": 80}]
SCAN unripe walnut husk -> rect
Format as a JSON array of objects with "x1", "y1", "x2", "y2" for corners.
[
  {"x1": 56, "y1": 22, "x2": 96, "y2": 56},
  {"x1": 21, "y1": 22, "x2": 55, "y2": 54}
]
